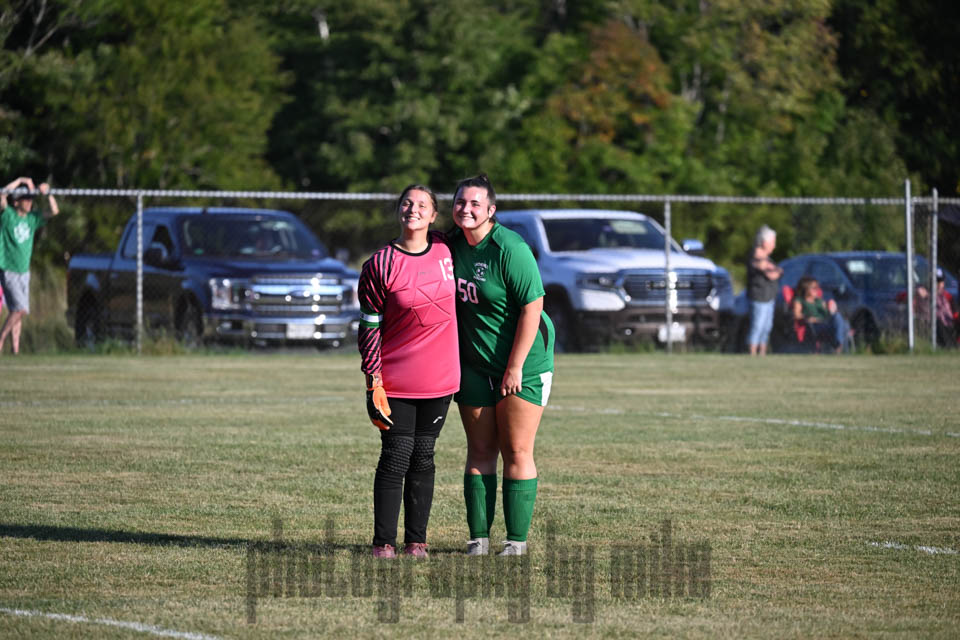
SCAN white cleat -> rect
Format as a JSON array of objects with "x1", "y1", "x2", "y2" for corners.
[
  {"x1": 497, "y1": 540, "x2": 527, "y2": 556},
  {"x1": 466, "y1": 537, "x2": 489, "y2": 556}
]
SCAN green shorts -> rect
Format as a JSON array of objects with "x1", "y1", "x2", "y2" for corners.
[{"x1": 455, "y1": 363, "x2": 553, "y2": 408}]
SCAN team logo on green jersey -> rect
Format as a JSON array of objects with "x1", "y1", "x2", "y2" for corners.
[
  {"x1": 13, "y1": 220, "x2": 30, "y2": 244},
  {"x1": 473, "y1": 262, "x2": 488, "y2": 282}
]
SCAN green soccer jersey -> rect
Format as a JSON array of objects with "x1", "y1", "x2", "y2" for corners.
[
  {"x1": 450, "y1": 223, "x2": 554, "y2": 377},
  {"x1": 0, "y1": 206, "x2": 46, "y2": 273}
]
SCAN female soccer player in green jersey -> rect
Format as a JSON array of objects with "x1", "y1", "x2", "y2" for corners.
[{"x1": 448, "y1": 174, "x2": 555, "y2": 556}]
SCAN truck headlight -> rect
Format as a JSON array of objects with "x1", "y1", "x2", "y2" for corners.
[
  {"x1": 706, "y1": 290, "x2": 721, "y2": 311},
  {"x1": 708, "y1": 269, "x2": 734, "y2": 311},
  {"x1": 343, "y1": 277, "x2": 360, "y2": 310},
  {"x1": 576, "y1": 273, "x2": 619, "y2": 290},
  {"x1": 209, "y1": 278, "x2": 243, "y2": 310},
  {"x1": 580, "y1": 289, "x2": 626, "y2": 311},
  {"x1": 575, "y1": 273, "x2": 626, "y2": 311}
]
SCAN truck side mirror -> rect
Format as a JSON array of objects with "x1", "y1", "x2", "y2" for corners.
[
  {"x1": 682, "y1": 239, "x2": 705, "y2": 256},
  {"x1": 144, "y1": 243, "x2": 170, "y2": 267}
]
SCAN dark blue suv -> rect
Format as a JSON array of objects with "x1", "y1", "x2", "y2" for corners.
[{"x1": 772, "y1": 252, "x2": 958, "y2": 347}]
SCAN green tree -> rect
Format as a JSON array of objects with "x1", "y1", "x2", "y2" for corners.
[
  {"x1": 503, "y1": 18, "x2": 697, "y2": 195},
  {"x1": 0, "y1": 1, "x2": 85, "y2": 177},
  {"x1": 254, "y1": 0, "x2": 605, "y2": 253},
  {"x1": 605, "y1": 0, "x2": 914, "y2": 269},
  {"x1": 830, "y1": 0, "x2": 960, "y2": 275},
  {"x1": 1, "y1": 0, "x2": 288, "y2": 262}
]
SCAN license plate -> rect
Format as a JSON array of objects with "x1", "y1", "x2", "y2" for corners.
[
  {"x1": 657, "y1": 322, "x2": 687, "y2": 343},
  {"x1": 286, "y1": 323, "x2": 317, "y2": 339}
]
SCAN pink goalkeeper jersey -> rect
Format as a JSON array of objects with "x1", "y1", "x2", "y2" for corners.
[{"x1": 358, "y1": 233, "x2": 460, "y2": 398}]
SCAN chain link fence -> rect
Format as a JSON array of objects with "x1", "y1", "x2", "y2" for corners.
[{"x1": 3, "y1": 182, "x2": 958, "y2": 354}]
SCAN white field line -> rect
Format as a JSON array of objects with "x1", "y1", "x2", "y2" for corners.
[
  {"x1": 548, "y1": 405, "x2": 960, "y2": 438},
  {"x1": 867, "y1": 541, "x2": 958, "y2": 555},
  {"x1": 0, "y1": 607, "x2": 223, "y2": 640}
]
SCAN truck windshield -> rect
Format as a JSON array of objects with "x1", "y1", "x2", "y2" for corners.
[
  {"x1": 181, "y1": 216, "x2": 326, "y2": 259},
  {"x1": 543, "y1": 217, "x2": 675, "y2": 252}
]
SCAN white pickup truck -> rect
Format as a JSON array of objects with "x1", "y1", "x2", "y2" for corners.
[{"x1": 496, "y1": 209, "x2": 735, "y2": 351}]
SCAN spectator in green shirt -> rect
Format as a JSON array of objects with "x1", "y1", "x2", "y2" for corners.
[
  {"x1": 0, "y1": 176, "x2": 60, "y2": 354},
  {"x1": 792, "y1": 276, "x2": 851, "y2": 353}
]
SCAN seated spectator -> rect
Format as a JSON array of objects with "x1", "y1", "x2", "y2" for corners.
[{"x1": 792, "y1": 276, "x2": 851, "y2": 353}]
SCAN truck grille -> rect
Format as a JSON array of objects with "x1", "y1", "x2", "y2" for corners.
[
  {"x1": 248, "y1": 273, "x2": 349, "y2": 317},
  {"x1": 622, "y1": 270, "x2": 714, "y2": 305},
  {"x1": 251, "y1": 273, "x2": 342, "y2": 285}
]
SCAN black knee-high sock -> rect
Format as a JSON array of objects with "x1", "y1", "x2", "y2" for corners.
[
  {"x1": 403, "y1": 436, "x2": 437, "y2": 544},
  {"x1": 373, "y1": 435, "x2": 413, "y2": 547}
]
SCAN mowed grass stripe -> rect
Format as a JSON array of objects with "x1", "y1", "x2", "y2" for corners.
[{"x1": 1, "y1": 353, "x2": 958, "y2": 639}]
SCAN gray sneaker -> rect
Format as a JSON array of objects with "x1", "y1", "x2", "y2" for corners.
[
  {"x1": 465, "y1": 538, "x2": 489, "y2": 556},
  {"x1": 497, "y1": 540, "x2": 527, "y2": 556}
]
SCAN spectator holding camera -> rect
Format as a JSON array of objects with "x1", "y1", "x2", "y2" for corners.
[{"x1": 0, "y1": 176, "x2": 60, "y2": 354}]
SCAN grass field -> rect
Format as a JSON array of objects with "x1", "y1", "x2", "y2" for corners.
[{"x1": 1, "y1": 352, "x2": 958, "y2": 639}]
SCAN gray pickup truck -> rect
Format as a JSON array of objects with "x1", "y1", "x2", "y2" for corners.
[
  {"x1": 66, "y1": 207, "x2": 360, "y2": 348},
  {"x1": 496, "y1": 209, "x2": 735, "y2": 350}
]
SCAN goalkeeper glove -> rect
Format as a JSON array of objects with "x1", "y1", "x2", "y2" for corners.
[{"x1": 365, "y1": 374, "x2": 393, "y2": 430}]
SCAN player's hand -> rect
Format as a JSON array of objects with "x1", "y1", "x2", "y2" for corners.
[
  {"x1": 499, "y1": 366, "x2": 523, "y2": 397},
  {"x1": 366, "y1": 375, "x2": 393, "y2": 430}
]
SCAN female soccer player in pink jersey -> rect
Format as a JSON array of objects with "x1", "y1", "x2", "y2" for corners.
[{"x1": 357, "y1": 184, "x2": 460, "y2": 559}]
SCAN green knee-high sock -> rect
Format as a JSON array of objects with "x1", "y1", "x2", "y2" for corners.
[
  {"x1": 464, "y1": 474, "x2": 498, "y2": 539},
  {"x1": 503, "y1": 477, "x2": 538, "y2": 542}
]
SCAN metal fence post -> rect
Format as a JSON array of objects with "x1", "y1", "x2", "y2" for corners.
[
  {"x1": 930, "y1": 188, "x2": 938, "y2": 351},
  {"x1": 904, "y1": 179, "x2": 914, "y2": 353},
  {"x1": 136, "y1": 192, "x2": 144, "y2": 355},
  {"x1": 664, "y1": 199, "x2": 673, "y2": 355}
]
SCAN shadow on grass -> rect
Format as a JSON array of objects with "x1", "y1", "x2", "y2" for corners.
[
  {"x1": 0, "y1": 522, "x2": 366, "y2": 554},
  {"x1": 1, "y1": 523, "x2": 483, "y2": 557}
]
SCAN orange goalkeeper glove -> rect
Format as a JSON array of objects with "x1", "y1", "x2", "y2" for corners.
[{"x1": 365, "y1": 374, "x2": 393, "y2": 430}]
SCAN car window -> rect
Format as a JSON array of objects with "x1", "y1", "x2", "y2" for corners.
[
  {"x1": 780, "y1": 260, "x2": 806, "y2": 287},
  {"x1": 500, "y1": 221, "x2": 536, "y2": 249},
  {"x1": 151, "y1": 225, "x2": 174, "y2": 255},
  {"x1": 181, "y1": 216, "x2": 326, "y2": 259},
  {"x1": 121, "y1": 223, "x2": 156, "y2": 259},
  {"x1": 839, "y1": 258, "x2": 875, "y2": 289},
  {"x1": 808, "y1": 260, "x2": 845, "y2": 289},
  {"x1": 878, "y1": 258, "x2": 908, "y2": 289},
  {"x1": 542, "y1": 218, "x2": 672, "y2": 252}
]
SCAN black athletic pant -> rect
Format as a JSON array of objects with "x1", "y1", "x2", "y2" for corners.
[{"x1": 373, "y1": 395, "x2": 452, "y2": 547}]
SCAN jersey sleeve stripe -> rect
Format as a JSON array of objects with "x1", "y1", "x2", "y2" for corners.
[
  {"x1": 360, "y1": 309, "x2": 382, "y2": 327},
  {"x1": 357, "y1": 244, "x2": 393, "y2": 375}
]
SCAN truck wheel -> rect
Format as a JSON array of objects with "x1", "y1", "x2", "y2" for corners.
[
  {"x1": 544, "y1": 298, "x2": 579, "y2": 353},
  {"x1": 75, "y1": 301, "x2": 103, "y2": 350},
  {"x1": 177, "y1": 301, "x2": 203, "y2": 349}
]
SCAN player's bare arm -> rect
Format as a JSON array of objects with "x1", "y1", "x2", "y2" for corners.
[{"x1": 38, "y1": 183, "x2": 59, "y2": 218}]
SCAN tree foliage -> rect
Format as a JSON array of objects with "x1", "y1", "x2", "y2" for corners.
[
  {"x1": 1, "y1": 0, "x2": 956, "y2": 273},
  {"x1": 1, "y1": 0, "x2": 288, "y2": 261}
]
